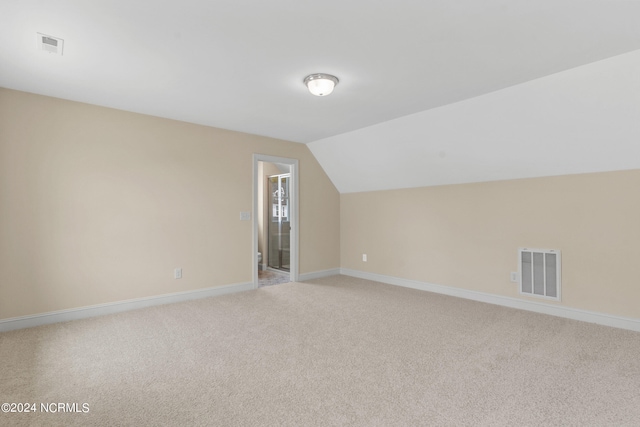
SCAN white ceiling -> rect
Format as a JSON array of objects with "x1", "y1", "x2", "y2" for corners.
[
  {"x1": 309, "y1": 49, "x2": 640, "y2": 193},
  {"x1": 2, "y1": 1, "x2": 640, "y2": 191}
]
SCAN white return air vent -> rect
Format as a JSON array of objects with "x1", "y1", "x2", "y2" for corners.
[
  {"x1": 36, "y1": 33, "x2": 64, "y2": 56},
  {"x1": 519, "y1": 248, "x2": 561, "y2": 301}
]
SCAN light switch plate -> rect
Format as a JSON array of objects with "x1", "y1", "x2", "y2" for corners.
[{"x1": 240, "y1": 211, "x2": 251, "y2": 221}]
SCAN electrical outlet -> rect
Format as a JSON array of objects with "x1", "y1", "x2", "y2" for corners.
[
  {"x1": 175, "y1": 268, "x2": 183, "y2": 279},
  {"x1": 362, "y1": 254, "x2": 367, "y2": 262},
  {"x1": 510, "y1": 272, "x2": 518, "y2": 282}
]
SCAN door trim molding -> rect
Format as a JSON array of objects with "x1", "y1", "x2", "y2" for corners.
[{"x1": 253, "y1": 154, "x2": 299, "y2": 289}]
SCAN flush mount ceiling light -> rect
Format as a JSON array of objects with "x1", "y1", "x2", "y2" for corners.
[{"x1": 304, "y1": 73, "x2": 339, "y2": 96}]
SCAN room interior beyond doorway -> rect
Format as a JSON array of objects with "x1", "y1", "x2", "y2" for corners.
[{"x1": 257, "y1": 160, "x2": 293, "y2": 287}]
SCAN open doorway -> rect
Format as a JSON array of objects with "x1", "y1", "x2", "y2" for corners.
[
  {"x1": 253, "y1": 155, "x2": 299, "y2": 289},
  {"x1": 267, "y1": 173, "x2": 290, "y2": 272}
]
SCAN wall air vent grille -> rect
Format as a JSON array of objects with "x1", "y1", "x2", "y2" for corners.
[
  {"x1": 36, "y1": 33, "x2": 64, "y2": 56},
  {"x1": 519, "y1": 248, "x2": 561, "y2": 301}
]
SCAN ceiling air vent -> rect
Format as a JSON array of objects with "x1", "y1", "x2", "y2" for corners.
[{"x1": 36, "y1": 33, "x2": 64, "y2": 56}]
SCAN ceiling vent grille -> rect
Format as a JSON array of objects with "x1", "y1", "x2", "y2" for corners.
[
  {"x1": 519, "y1": 248, "x2": 561, "y2": 301},
  {"x1": 36, "y1": 33, "x2": 64, "y2": 56}
]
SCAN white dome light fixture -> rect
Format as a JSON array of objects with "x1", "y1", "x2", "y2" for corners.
[{"x1": 304, "y1": 73, "x2": 339, "y2": 96}]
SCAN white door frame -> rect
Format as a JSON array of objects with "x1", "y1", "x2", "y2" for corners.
[{"x1": 253, "y1": 154, "x2": 299, "y2": 289}]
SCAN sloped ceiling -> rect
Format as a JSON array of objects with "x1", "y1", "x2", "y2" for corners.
[
  {"x1": 308, "y1": 49, "x2": 640, "y2": 193},
  {"x1": 1, "y1": 1, "x2": 640, "y2": 193}
]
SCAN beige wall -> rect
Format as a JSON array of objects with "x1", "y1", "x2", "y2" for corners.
[
  {"x1": 341, "y1": 170, "x2": 640, "y2": 319},
  {"x1": 0, "y1": 88, "x2": 340, "y2": 320}
]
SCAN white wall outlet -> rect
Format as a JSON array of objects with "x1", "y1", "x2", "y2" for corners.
[
  {"x1": 175, "y1": 268, "x2": 183, "y2": 279},
  {"x1": 362, "y1": 254, "x2": 367, "y2": 262},
  {"x1": 239, "y1": 211, "x2": 251, "y2": 221},
  {"x1": 510, "y1": 272, "x2": 518, "y2": 282}
]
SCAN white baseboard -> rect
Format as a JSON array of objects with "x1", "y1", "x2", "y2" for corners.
[
  {"x1": 298, "y1": 268, "x2": 341, "y2": 281},
  {"x1": 0, "y1": 282, "x2": 254, "y2": 333},
  {"x1": 340, "y1": 268, "x2": 640, "y2": 333},
  {"x1": 6, "y1": 271, "x2": 637, "y2": 334}
]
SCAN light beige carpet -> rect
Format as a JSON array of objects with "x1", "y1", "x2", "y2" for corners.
[{"x1": 1, "y1": 275, "x2": 639, "y2": 426}]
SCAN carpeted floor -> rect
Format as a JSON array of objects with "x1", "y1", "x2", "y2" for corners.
[{"x1": 1, "y1": 275, "x2": 639, "y2": 426}]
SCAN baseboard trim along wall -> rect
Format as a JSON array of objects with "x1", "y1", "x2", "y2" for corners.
[
  {"x1": 0, "y1": 282, "x2": 254, "y2": 333},
  {"x1": 340, "y1": 268, "x2": 640, "y2": 333},
  {"x1": 298, "y1": 268, "x2": 341, "y2": 281}
]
